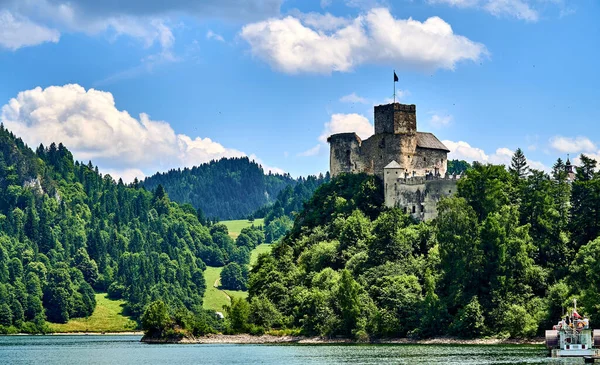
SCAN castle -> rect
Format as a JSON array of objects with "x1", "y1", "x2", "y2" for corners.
[{"x1": 327, "y1": 103, "x2": 458, "y2": 220}]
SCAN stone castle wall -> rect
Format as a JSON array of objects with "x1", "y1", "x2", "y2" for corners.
[
  {"x1": 384, "y1": 172, "x2": 458, "y2": 221},
  {"x1": 327, "y1": 102, "x2": 454, "y2": 221}
]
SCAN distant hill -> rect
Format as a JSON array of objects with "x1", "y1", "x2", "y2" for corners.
[{"x1": 142, "y1": 157, "x2": 296, "y2": 220}]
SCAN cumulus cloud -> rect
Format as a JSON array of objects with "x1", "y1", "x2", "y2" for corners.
[
  {"x1": 318, "y1": 113, "x2": 374, "y2": 143},
  {"x1": 299, "y1": 113, "x2": 373, "y2": 158},
  {"x1": 1, "y1": 84, "x2": 281, "y2": 181},
  {"x1": 428, "y1": 0, "x2": 539, "y2": 22},
  {"x1": 240, "y1": 7, "x2": 487, "y2": 74},
  {"x1": 428, "y1": 113, "x2": 453, "y2": 128},
  {"x1": 443, "y1": 140, "x2": 547, "y2": 171},
  {"x1": 550, "y1": 136, "x2": 597, "y2": 154},
  {"x1": 0, "y1": 10, "x2": 60, "y2": 50},
  {"x1": 0, "y1": 0, "x2": 281, "y2": 50}
]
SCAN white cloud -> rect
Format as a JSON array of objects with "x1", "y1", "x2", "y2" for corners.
[
  {"x1": 318, "y1": 113, "x2": 374, "y2": 143},
  {"x1": 340, "y1": 93, "x2": 369, "y2": 104},
  {"x1": 206, "y1": 30, "x2": 225, "y2": 42},
  {"x1": 428, "y1": 113, "x2": 453, "y2": 127},
  {"x1": 240, "y1": 7, "x2": 487, "y2": 74},
  {"x1": 550, "y1": 136, "x2": 597, "y2": 154},
  {"x1": 102, "y1": 168, "x2": 146, "y2": 183},
  {"x1": 299, "y1": 113, "x2": 373, "y2": 159},
  {"x1": 0, "y1": 10, "x2": 60, "y2": 50},
  {"x1": 1, "y1": 84, "x2": 281, "y2": 181},
  {"x1": 443, "y1": 140, "x2": 547, "y2": 171},
  {"x1": 443, "y1": 140, "x2": 489, "y2": 161},
  {"x1": 488, "y1": 147, "x2": 513, "y2": 165},
  {"x1": 0, "y1": 0, "x2": 281, "y2": 51},
  {"x1": 484, "y1": 0, "x2": 538, "y2": 22},
  {"x1": 297, "y1": 12, "x2": 351, "y2": 31},
  {"x1": 298, "y1": 144, "x2": 322, "y2": 157},
  {"x1": 428, "y1": 0, "x2": 539, "y2": 22}
]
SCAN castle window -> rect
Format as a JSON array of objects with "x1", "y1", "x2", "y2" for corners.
[
  {"x1": 449, "y1": 190, "x2": 452, "y2": 194},
  {"x1": 424, "y1": 157, "x2": 427, "y2": 162},
  {"x1": 403, "y1": 207, "x2": 407, "y2": 214},
  {"x1": 421, "y1": 205, "x2": 425, "y2": 212},
  {"x1": 412, "y1": 206, "x2": 416, "y2": 214}
]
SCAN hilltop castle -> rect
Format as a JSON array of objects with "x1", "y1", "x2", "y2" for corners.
[{"x1": 327, "y1": 103, "x2": 458, "y2": 220}]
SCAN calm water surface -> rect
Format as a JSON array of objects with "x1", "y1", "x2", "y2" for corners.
[{"x1": 0, "y1": 335, "x2": 585, "y2": 365}]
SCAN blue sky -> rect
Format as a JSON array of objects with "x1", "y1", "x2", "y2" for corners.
[{"x1": 0, "y1": 0, "x2": 598, "y2": 181}]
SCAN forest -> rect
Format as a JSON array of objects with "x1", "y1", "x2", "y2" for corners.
[
  {"x1": 144, "y1": 149, "x2": 600, "y2": 340},
  {"x1": 142, "y1": 157, "x2": 296, "y2": 220},
  {"x1": 0, "y1": 126, "x2": 255, "y2": 334},
  {"x1": 252, "y1": 173, "x2": 330, "y2": 243}
]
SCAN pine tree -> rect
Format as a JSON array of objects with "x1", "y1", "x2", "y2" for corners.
[{"x1": 509, "y1": 148, "x2": 529, "y2": 179}]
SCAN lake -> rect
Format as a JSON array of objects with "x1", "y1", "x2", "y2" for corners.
[{"x1": 0, "y1": 335, "x2": 582, "y2": 364}]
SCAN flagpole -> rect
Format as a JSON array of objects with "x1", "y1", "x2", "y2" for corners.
[{"x1": 393, "y1": 69, "x2": 396, "y2": 103}]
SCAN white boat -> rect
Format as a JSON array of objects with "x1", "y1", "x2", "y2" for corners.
[{"x1": 545, "y1": 299, "x2": 600, "y2": 362}]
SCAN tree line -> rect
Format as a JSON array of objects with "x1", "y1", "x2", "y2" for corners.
[{"x1": 0, "y1": 126, "x2": 252, "y2": 333}]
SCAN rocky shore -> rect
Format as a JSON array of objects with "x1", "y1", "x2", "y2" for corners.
[{"x1": 141, "y1": 333, "x2": 544, "y2": 345}]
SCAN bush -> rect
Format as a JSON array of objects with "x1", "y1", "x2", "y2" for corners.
[
  {"x1": 107, "y1": 282, "x2": 125, "y2": 299},
  {"x1": 248, "y1": 325, "x2": 265, "y2": 336},
  {"x1": 499, "y1": 304, "x2": 539, "y2": 338},
  {"x1": 220, "y1": 263, "x2": 248, "y2": 291},
  {"x1": 449, "y1": 296, "x2": 486, "y2": 338},
  {"x1": 225, "y1": 298, "x2": 251, "y2": 334},
  {"x1": 141, "y1": 300, "x2": 172, "y2": 337},
  {"x1": 249, "y1": 296, "x2": 283, "y2": 329}
]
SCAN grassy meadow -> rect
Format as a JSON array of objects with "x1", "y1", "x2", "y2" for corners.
[
  {"x1": 202, "y1": 219, "x2": 271, "y2": 313},
  {"x1": 221, "y1": 218, "x2": 264, "y2": 239},
  {"x1": 49, "y1": 293, "x2": 138, "y2": 333}
]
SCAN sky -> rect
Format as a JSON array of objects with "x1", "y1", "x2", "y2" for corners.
[{"x1": 0, "y1": 0, "x2": 598, "y2": 182}]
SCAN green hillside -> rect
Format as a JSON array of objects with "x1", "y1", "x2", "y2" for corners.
[
  {"x1": 49, "y1": 293, "x2": 137, "y2": 333},
  {"x1": 0, "y1": 126, "x2": 250, "y2": 334},
  {"x1": 142, "y1": 158, "x2": 295, "y2": 220},
  {"x1": 202, "y1": 220, "x2": 271, "y2": 313}
]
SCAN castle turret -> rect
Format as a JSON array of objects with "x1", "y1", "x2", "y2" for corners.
[{"x1": 327, "y1": 133, "x2": 363, "y2": 177}]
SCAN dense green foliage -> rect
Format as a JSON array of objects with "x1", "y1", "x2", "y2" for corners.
[
  {"x1": 142, "y1": 158, "x2": 295, "y2": 220},
  {"x1": 242, "y1": 152, "x2": 600, "y2": 339},
  {"x1": 252, "y1": 173, "x2": 330, "y2": 243},
  {"x1": 447, "y1": 159, "x2": 471, "y2": 175},
  {"x1": 220, "y1": 262, "x2": 249, "y2": 291},
  {"x1": 0, "y1": 126, "x2": 251, "y2": 333},
  {"x1": 141, "y1": 299, "x2": 223, "y2": 339}
]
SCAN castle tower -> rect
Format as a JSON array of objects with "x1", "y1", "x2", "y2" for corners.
[
  {"x1": 374, "y1": 103, "x2": 417, "y2": 135},
  {"x1": 327, "y1": 133, "x2": 363, "y2": 176},
  {"x1": 373, "y1": 103, "x2": 417, "y2": 171}
]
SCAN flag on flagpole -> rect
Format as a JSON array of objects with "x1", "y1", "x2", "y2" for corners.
[{"x1": 394, "y1": 71, "x2": 398, "y2": 82}]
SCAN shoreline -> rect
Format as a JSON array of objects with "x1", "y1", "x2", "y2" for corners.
[
  {"x1": 141, "y1": 334, "x2": 544, "y2": 345},
  {"x1": 7, "y1": 331, "x2": 144, "y2": 336}
]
